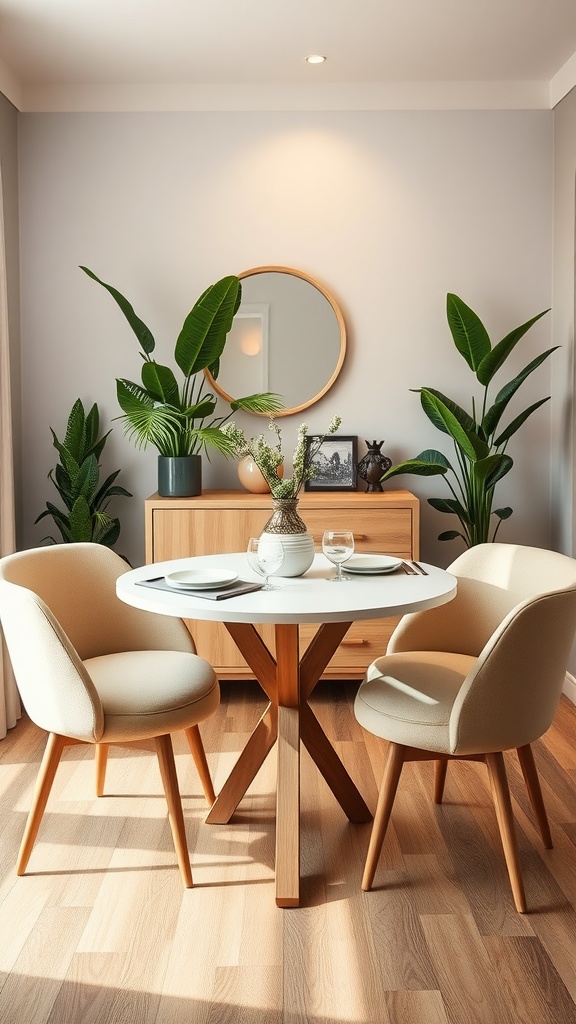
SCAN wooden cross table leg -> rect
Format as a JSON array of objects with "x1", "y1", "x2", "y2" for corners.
[{"x1": 206, "y1": 618, "x2": 372, "y2": 907}]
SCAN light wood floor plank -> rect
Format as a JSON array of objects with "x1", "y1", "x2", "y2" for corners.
[{"x1": 1, "y1": 687, "x2": 576, "y2": 1023}]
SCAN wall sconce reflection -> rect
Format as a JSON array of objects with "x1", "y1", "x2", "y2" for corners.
[{"x1": 226, "y1": 304, "x2": 269, "y2": 392}]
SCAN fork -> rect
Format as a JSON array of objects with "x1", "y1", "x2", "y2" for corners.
[{"x1": 410, "y1": 560, "x2": 429, "y2": 575}]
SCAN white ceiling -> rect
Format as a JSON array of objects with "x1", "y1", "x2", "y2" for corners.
[{"x1": 1, "y1": 0, "x2": 576, "y2": 112}]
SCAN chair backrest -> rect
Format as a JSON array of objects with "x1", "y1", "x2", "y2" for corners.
[
  {"x1": 0, "y1": 543, "x2": 196, "y2": 742},
  {"x1": 389, "y1": 543, "x2": 576, "y2": 658},
  {"x1": 0, "y1": 543, "x2": 195, "y2": 659},
  {"x1": 387, "y1": 543, "x2": 576, "y2": 754},
  {"x1": 450, "y1": 583, "x2": 576, "y2": 753}
]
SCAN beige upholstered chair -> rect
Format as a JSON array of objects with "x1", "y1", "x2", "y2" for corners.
[
  {"x1": 0, "y1": 542, "x2": 220, "y2": 888},
  {"x1": 354, "y1": 543, "x2": 576, "y2": 912}
]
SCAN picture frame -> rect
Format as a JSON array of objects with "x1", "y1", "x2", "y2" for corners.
[{"x1": 304, "y1": 435, "x2": 358, "y2": 491}]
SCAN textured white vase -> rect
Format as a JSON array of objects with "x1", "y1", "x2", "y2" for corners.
[{"x1": 259, "y1": 498, "x2": 315, "y2": 577}]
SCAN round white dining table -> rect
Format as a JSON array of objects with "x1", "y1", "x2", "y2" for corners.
[{"x1": 117, "y1": 552, "x2": 457, "y2": 906}]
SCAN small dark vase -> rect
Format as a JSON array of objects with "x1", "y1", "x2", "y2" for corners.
[
  {"x1": 357, "y1": 440, "x2": 392, "y2": 493},
  {"x1": 158, "y1": 455, "x2": 202, "y2": 497}
]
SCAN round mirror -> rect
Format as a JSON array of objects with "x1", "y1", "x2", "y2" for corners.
[{"x1": 205, "y1": 266, "x2": 346, "y2": 417}]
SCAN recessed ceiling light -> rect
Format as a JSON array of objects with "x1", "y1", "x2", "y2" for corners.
[{"x1": 306, "y1": 54, "x2": 326, "y2": 64}]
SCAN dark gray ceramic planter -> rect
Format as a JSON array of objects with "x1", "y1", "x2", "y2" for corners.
[{"x1": 158, "y1": 455, "x2": 202, "y2": 497}]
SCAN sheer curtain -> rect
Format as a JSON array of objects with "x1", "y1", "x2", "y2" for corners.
[{"x1": 0, "y1": 157, "x2": 20, "y2": 739}]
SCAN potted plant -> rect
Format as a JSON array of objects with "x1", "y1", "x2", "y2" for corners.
[
  {"x1": 381, "y1": 293, "x2": 555, "y2": 547},
  {"x1": 36, "y1": 398, "x2": 132, "y2": 549},
  {"x1": 80, "y1": 267, "x2": 283, "y2": 496},
  {"x1": 220, "y1": 416, "x2": 342, "y2": 575}
]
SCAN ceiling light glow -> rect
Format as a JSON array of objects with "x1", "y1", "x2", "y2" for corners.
[{"x1": 306, "y1": 54, "x2": 326, "y2": 64}]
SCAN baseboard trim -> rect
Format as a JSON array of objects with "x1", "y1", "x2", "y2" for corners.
[{"x1": 563, "y1": 672, "x2": 576, "y2": 705}]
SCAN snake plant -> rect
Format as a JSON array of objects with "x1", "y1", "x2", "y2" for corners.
[
  {"x1": 36, "y1": 398, "x2": 132, "y2": 547},
  {"x1": 381, "y1": 293, "x2": 555, "y2": 547},
  {"x1": 80, "y1": 268, "x2": 283, "y2": 457}
]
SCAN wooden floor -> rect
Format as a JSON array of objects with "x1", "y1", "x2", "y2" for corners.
[{"x1": 1, "y1": 681, "x2": 576, "y2": 1023}]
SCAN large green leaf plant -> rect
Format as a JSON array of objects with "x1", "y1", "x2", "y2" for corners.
[
  {"x1": 36, "y1": 398, "x2": 132, "y2": 547},
  {"x1": 382, "y1": 293, "x2": 556, "y2": 547},
  {"x1": 80, "y1": 268, "x2": 283, "y2": 457}
]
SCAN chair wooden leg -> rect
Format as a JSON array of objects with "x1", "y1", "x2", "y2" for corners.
[
  {"x1": 184, "y1": 725, "x2": 216, "y2": 806},
  {"x1": 155, "y1": 734, "x2": 193, "y2": 888},
  {"x1": 485, "y1": 751, "x2": 527, "y2": 913},
  {"x1": 17, "y1": 732, "x2": 67, "y2": 875},
  {"x1": 362, "y1": 743, "x2": 406, "y2": 892},
  {"x1": 434, "y1": 758, "x2": 448, "y2": 804},
  {"x1": 95, "y1": 744, "x2": 109, "y2": 797},
  {"x1": 516, "y1": 743, "x2": 553, "y2": 849}
]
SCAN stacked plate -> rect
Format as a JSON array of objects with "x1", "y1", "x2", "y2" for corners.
[
  {"x1": 164, "y1": 569, "x2": 238, "y2": 591},
  {"x1": 342, "y1": 554, "x2": 402, "y2": 576}
]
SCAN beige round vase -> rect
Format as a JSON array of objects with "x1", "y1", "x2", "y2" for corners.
[
  {"x1": 259, "y1": 497, "x2": 315, "y2": 577},
  {"x1": 237, "y1": 455, "x2": 271, "y2": 493}
]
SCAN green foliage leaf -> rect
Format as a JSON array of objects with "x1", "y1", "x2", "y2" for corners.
[
  {"x1": 446, "y1": 293, "x2": 491, "y2": 371},
  {"x1": 52, "y1": 465, "x2": 74, "y2": 509},
  {"x1": 184, "y1": 398, "x2": 217, "y2": 419},
  {"x1": 63, "y1": 398, "x2": 88, "y2": 461},
  {"x1": 438, "y1": 530, "x2": 466, "y2": 541},
  {"x1": 80, "y1": 266, "x2": 156, "y2": 355},
  {"x1": 175, "y1": 276, "x2": 241, "y2": 377},
  {"x1": 471, "y1": 453, "x2": 513, "y2": 491},
  {"x1": 381, "y1": 449, "x2": 451, "y2": 480},
  {"x1": 493, "y1": 397, "x2": 550, "y2": 447},
  {"x1": 141, "y1": 361, "x2": 180, "y2": 404},
  {"x1": 84, "y1": 402, "x2": 100, "y2": 450},
  {"x1": 75, "y1": 454, "x2": 100, "y2": 501},
  {"x1": 419, "y1": 388, "x2": 477, "y2": 436},
  {"x1": 68, "y1": 496, "x2": 93, "y2": 542},
  {"x1": 96, "y1": 518, "x2": 121, "y2": 548},
  {"x1": 116, "y1": 378, "x2": 155, "y2": 415},
  {"x1": 428, "y1": 497, "x2": 470, "y2": 523},
  {"x1": 230, "y1": 393, "x2": 285, "y2": 414},
  {"x1": 188, "y1": 427, "x2": 238, "y2": 456},
  {"x1": 482, "y1": 349, "x2": 558, "y2": 437},
  {"x1": 494, "y1": 506, "x2": 513, "y2": 520},
  {"x1": 420, "y1": 391, "x2": 489, "y2": 462},
  {"x1": 476, "y1": 308, "x2": 550, "y2": 386}
]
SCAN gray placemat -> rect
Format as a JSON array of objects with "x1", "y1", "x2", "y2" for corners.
[{"x1": 135, "y1": 576, "x2": 263, "y2": 600}]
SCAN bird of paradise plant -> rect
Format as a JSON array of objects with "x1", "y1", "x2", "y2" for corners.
[{"x1": 381, "y1": 293, "x2": 555, "y2": 547}]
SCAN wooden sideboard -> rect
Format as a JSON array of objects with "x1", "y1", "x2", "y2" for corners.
[{"x1": 145, "y1": 488, "x2": 420, "y2": 681}]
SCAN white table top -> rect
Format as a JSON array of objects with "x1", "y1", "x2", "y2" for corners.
[{"x1": 117, "y1": 553, "x2": 457, "y2": 625}]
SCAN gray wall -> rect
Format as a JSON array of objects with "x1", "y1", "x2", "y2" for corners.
[
  {"x1": 16, "y1": 110, "x2": 553, "y2": 568},
  {"x1": 0, "y1": 91, "x2": 20, "y2": 543},
  {"x1": 553, "y1": 87, "x2": 576, "y2": 558}
]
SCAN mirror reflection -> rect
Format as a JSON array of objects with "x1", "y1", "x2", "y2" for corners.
[{"x1": 205, "y1": 266, "x2": 346, "y2": 417}]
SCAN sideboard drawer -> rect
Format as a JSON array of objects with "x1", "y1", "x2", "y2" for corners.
[
  {"x1": 299, "y1": 617, "x2": 397, "y2": 676},
  {"x1": 304, "y1": 509, "x2": 413, "y2": 557}
]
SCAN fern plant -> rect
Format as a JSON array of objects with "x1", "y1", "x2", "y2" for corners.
[{"x1": 35, "y1": 399, "x2": 132, "y2": 547}]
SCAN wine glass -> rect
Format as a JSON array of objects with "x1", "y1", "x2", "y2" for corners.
[
  {"x1": 322, "y1": 529, "x2": 355, "y2": 581},
  {"x1": 246, "y1": 537, "x2": 285, "y2": 591}
]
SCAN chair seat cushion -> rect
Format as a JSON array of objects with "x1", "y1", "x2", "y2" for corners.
[
  {"x1": 354, "y1": 651, "x2": 476, "y2": 753},
  {"x1": 83, "y1": 650, "x2": 219, "y2": 742}
]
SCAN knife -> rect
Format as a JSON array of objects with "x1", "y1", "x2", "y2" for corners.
[{"x1": 410, "y1": 560, "x2": 428, "y2": 575}]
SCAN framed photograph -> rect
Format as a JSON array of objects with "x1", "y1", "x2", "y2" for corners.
[{"x1": 304, "y1": 435, "x2": 358, "y2": 491}]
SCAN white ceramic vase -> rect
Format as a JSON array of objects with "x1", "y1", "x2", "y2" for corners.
[{"x1": 259, "y1": 497, "x2": 315, "y2": 577}]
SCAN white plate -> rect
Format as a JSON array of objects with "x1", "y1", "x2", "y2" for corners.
[
  {"x1": 164, "y1": 569, "x2": 238, "y2": 590},
  {"x1": 342, "y1": 554, "x2": 402, "y2": 575}
]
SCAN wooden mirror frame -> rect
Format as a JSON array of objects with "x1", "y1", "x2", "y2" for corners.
[{"x1": 204, "y1": 265, "x2": 347, "y2": 417}]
